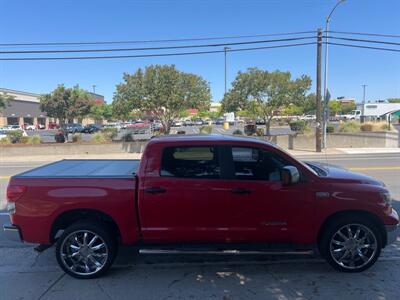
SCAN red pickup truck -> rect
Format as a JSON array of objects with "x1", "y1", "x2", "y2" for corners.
[{"x1": 4, "y1": 135, "x2": 399, "y2": 278}]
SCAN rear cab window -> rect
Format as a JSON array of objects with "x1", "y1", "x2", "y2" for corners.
[{"x1": 160, "y1": 146, "x2": 221, "y2": 179}]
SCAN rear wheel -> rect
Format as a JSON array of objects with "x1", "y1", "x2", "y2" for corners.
[
  {"x1": 55, "y1": 221, "x2": 117, "y2": 279},
  {"x1": 320, "y1": 217, "x2": 382, "y2": 272}
]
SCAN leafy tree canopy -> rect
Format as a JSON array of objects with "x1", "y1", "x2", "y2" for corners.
[
  {"x1": 113, "y1": 65, "x2": 211, "y2": 133},
  {"x1": 221, "y1": 68, "x2": 312, "y2": 134},
  {"x1": 40, "y1": 85, "x2": 92, "y2": 123},
  {"x1": 0, "y1": 93, "x2": 15, "y2": 111}
]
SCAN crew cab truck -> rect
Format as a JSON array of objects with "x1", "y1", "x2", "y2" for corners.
[{"x1": 4, "y1": 135, "x2": 399, "y2": 278}]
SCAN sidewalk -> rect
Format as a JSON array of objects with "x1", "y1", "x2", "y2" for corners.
[{"x1": 1, "y1": 148, "x2": 399, "y2": 162}]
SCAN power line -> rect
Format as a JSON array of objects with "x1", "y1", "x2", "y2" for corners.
[
  {"x1": 0, "y1": 30, "x2": 317, "y2": 47},
  {"x1": 0, "y1": 42, "x2": 316, "y2": 61},
  {"x1": 329, "y1": 36, "x2": 400, "y2": 47},
  {"x1": 328, "y1": 30, "x2": 400, "y2": 39},
  {"x1": 327, "y1": 42, "x2": 400, "y2": 53},
  {"x1": 0, "y1": 36, "x2": 315, "y2": 55}
]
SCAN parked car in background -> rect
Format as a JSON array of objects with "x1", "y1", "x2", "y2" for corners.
[
  {"x1": 4, "y1": 135, "x2": 398, "y2": 279},
  {"x1": 0, "y1": 129, "x2": 7, "y2": 140},
  {"x1": 103, "y1": 123, "x2": 122, "y2": 131},
  {"x1": 256, "y1": 118, "x2": 266, "y2": 125},
  {"x1": 215, "y1": 118, "x2": 225, "y2": 125},
  {"x1": 82, "y1": 124, "x2": 103, "y2": 134},
  {"x1": 37, "y1": 124, "x2": 46, "y2": 130},
  {"x1": 172, "y1": 120, "x2": 183, "y2": 127},
  {"x1": 342, "y1": 110, "x2": 362, "y2": 121},
  {"x1": 65, "y1": 123, "x2": 84, "y2": 134},
  {"x1": 24, "y1": 124, "x2": 36, "y2": 131},
  {"x1": 300, "y1": 115, "x2": 317, "y2": 121},
  {"x1": 48, "y1": 122, "x2": 59, "y2": 130},
  {"x1": 193, "y1": 118, "x2": 204, "y2": 126},
  {"x1": 183, "y1": 119, "x2": 194, "y2": 126}
]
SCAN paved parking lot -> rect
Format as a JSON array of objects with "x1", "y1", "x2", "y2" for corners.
[
  {"x1": 25, "y1": 125, "x2": 294, "y2": 143},
  {"x1": 0, "y1": 152, "x2": 399, "y2": 299}
]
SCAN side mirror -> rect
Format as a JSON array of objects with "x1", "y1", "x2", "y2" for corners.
[{"x1": 280, "y1": 166, "x2": 300, "y2": 185}]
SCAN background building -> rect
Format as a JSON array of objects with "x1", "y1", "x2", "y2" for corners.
[{"x1": 0, "y1": 88, "x2": 104, "y2": 128}]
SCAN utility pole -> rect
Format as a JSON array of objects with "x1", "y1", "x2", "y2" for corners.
[
  {"x1": 316, "y1": 29, "x2": 323, "y2": 153},
  {"x1": 92, "y1": 85, "x2": 97, "y2": 94},
  {"x1": 361, "y1": 84, "x2": 367, "y2": 122},
  {"x1": 224, "y1": 47, "x2": 230, "y2": 95}
]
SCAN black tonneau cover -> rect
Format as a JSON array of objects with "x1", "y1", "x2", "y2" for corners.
[{"x1": 14, "y1": 159, "x2": 140, "y2": 179}]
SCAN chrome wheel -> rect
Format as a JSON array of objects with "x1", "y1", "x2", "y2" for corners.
[
  {"x1": 59, "y1": 230, "x2": 109, "y2": 276},
  {"x1": 330, "y1": 224, "x2": 377, "y2": 270}
]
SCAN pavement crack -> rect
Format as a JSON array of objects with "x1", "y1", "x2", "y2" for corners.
[
  {"x1": 37, "y1": 273, "x2": 65, "y2": 300},
  {"x1": 97, "y1": 280, "x2": 113, "y2": 300}
]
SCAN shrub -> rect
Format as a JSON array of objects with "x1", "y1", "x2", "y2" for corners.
[
  {"x1": 6, "y1": 130, "x2": 23, "y2": 143},
  {"x1": 256, "y1": 128, "x2": 264, "y2": 136},
  {"x1": 379, "y1": 123, "x2": 392, "y2": 131},
  {"x1": 92, "y1": 132, "x2": 106, "y2": 143},
  {"x1": 289, "y1": 120, "x2": 308, "y2": 134},
  {"x1": 360, "y1": 123, "x2": 373, "y2": 132},
  {"x1": 0, "y1": 137, "x2": 11, "y2": 144},
  {"x1": 233, "y1": 129, "x2": 243, "y2": 135},
  {"x1": 102, "y1": 128, "x2": 118, "y2": 140},
  {"x1": 30, "y1": 135, "x2": 41, "y2": 145},
  {"x1": 19, "y1": 136, "x2": 30, "y2": 144},
  {"x1": 339, "y1": 121, "x2": 360, "y2": 133},
  {"x1": 72, "y1": 133, "x2": 82, "y2": 143},
  {"x1": 326, "y1": 125, "x2": 335, "y2": 133},
  {"x1": 199, "y1": 125, "x2": 212, "y2": 134}
]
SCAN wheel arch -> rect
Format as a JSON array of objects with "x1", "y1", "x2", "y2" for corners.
[
  {"x1": 50, "y1": 208, "x2": 121, "y2": 244},
  {"x1": 317, "y1": 210, "x2": 387, "y2": 248}
]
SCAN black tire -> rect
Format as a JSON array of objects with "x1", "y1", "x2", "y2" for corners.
[
  {"x1": 55, "y1": 221, "x2": 117, "y2": 279},
  {"x1": 319, "y1": 216, "x2": 382, "y2": 272}
]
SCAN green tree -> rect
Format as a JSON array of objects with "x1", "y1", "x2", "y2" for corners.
[
  {"x1": 328, "y1": 100, "x2": 342, "y2": 115},
  {"x1": 40, "y1": 85, "x2": 93, "y2": 124},
  {"x1": 113, "y1": 65, "x2": 211, "y2": 133},
  {"x1": 222, "y1": 68, "x2": 312, "y2": 134},
  {"x1": 0, "y1": 93, "x2": 15, "y2": 111},
  {"x1": 90, "y1": 103, "x2": 113, "y2": 121},
  {"x1": 387, "y1": 98, "x2": 400, "y2": 103}
]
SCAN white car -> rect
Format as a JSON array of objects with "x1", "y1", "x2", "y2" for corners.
[
  {"x1": 300, "y1": 115, "x2": 317, "y2": 121},
  {"x1": 172, "y1": 120, "x2": 183, "y2": 127},
  {"x1": 25, "y1": 124, "x2": 36, "y2": 130}
]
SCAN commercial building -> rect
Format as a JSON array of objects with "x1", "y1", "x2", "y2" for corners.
[{"x1": 0, "y1": 88, "x2": 105, "y2": 128}]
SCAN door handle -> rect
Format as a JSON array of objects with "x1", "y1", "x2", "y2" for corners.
[
  {"x1": 145, "y1": 187, "x2": 167, "y2": 194},
  {"x1": 231, "y1": 188, "x2": 252, "y2": 195}
]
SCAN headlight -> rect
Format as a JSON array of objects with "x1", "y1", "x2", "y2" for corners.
[
  {"x1": 6, "y1": 202, "x2": 16, "y2": 215},
  {"x1": 380, "y1": 192, "x2": 392, "y2": 206}
]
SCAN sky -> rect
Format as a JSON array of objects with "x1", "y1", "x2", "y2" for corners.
[{"x1": 0, "y1": 0, "x2": 399, "y2": 103}]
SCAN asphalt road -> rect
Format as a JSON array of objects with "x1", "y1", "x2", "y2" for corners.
[{"x1": 1, "y1": 153, "x2": 400, "y2": 299}]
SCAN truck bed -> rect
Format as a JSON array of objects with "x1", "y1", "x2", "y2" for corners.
[{"x1": 14, "y1": 159, "x2": 140, "y2": 178}]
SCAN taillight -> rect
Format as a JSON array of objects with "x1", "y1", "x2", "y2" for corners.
[{"x1": 7, "y1": 185, "x2": 27, "y2": 202}]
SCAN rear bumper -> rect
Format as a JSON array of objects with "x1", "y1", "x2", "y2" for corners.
[
  {"x1": 3, "y1": 223, "x2": 22, "y2": 242},
  {"x1": 386, "y1": 224, "x2": 399, "y2": 245}
]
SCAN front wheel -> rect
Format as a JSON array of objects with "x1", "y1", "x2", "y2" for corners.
[
  {"x1": 55, "y1": 221, "x2": 117, "y2": 279},
  {"x1": 320, "y1": 217, "x2": 382, "y2": 272}
]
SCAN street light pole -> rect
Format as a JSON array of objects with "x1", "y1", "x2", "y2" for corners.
[
  {"x1": 224, "y1": 47, "x2": 230, "y2": 95},
  {"x1": 322, "y1": 0, "x2": 346, "y2": 149}
]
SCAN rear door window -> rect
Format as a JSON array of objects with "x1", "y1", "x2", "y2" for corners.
[{"x1": 161, "y1": 146, "x2": 221, "y2": 179}]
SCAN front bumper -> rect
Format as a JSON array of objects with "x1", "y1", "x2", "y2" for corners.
[
  {"x1": 386, "y1": 224, "x2": 399, "y2": 245},
  {"x1": 3, "y1": 223, "x2": 22, "y2": 242}
]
